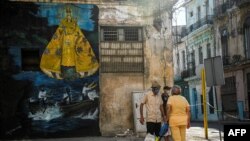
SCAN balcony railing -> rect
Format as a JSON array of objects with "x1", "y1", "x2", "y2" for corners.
[
  {"x1": 181, "y1": 67, "x2": 196, "y2": 79},
  {"x1": 214, "y1": 0, "x2": 250, "y2": 17},
  {"x1": 237, "y1": 0, "x2": 250, "y2": 7},
  {"x1": 186, "y1": 15, "x2": 213, "y2": 35}
]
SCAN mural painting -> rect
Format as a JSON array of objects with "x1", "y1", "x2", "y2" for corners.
[{"x1": 0, "y1": 1, "x2": 100, "y2": 139}]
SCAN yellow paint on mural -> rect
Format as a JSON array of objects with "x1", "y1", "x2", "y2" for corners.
[{"x1": 40, "y1": 7, "x2": 99, "y2": 79}]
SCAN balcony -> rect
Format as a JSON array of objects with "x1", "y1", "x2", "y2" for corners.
[
  {"x1": 186, "y1": 15, "x2": 213, "y2": 35},
  {"x1": 181, "y1": 70, "x2": 189, "y2": 79},
  {"x1": 181, "y1": 67, "x2": 196, "y2": 79},
  {"x1": 214, "y1": 0, "x2": 250, "y2": 18},
  {"x1": 223, "y1": 56, "x2": 230, "y2": 66},
  {"x1": 236, "y1": 0, "x2": 250, "y2": 8},
  {"x1": 214, "y1": 1, "x2": 235, "y2": 17}
]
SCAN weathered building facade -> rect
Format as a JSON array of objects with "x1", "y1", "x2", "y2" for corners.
[
  {"x1": 214, "y1": 0, "x2": 250, "y2": 121},
  {"x1": 98, "y1": 0, "x2": 175, "y2": 136},
  {"x1": 0, "y1": 0, "x2": 175, "y2": 138},
  {"x1": 174, "y1": 0, "x2": 218, "y2": 121}
]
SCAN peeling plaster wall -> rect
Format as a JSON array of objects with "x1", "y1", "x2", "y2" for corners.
[
  {"x1": 98, "y1": 1, "x2": 173, "y2": 136},
  {"x1": 144, "y1": 37, "x2": 173, "y2": 88},
  {"x1": 99, "y1": 74, "x2": 144, "y2": 136},
  {"x1": 99, "y1": 5, "x2": 143, "y2": 25}
]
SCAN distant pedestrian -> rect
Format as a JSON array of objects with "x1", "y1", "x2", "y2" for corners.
[
  {"x1": 140, "y1": 81, "x2": 166, "y2": 141},
  {"x1": 166, "y1": 85, "x2": 190, "y2": 141},
  {"x1": 161, "y1": 86, "x2": 172, "y2": 141}
]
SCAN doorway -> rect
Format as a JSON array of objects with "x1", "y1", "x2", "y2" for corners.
[{"x1": 247, "y1": 73, "x2": 250, "y2": 117}]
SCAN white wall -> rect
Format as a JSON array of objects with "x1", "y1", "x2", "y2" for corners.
[{"x1": 186, "y1": 0, "x2": 214, "y2": 27}]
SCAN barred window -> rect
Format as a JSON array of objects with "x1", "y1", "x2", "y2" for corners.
[
  {"x1": 101, "y1": 27, "x2": 142, "y2": 42},
  {"x1": 103, "y1": 27, "x2": 118, "y2": 41},
  {"x1": 124, "y1": 27, "x2": 139, "y2": 41},
  {"x1": 100, "y1": 26, "x2": 143, "y2": 73}
]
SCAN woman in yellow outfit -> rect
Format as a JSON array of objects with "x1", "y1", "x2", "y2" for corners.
[
  {"x1": 166, "y1": 85, "x2": 190, "y2": 141},
  {"x1": 40, "y1": 7, "x2": 99, "y2": 80}
]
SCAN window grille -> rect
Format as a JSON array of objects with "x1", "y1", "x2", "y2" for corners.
[
  {"x1": 101, "y1": 27, "x2": 141, "y2": 42},
  {"x1": 124, "y1": 27, "x2": 139, "y2": 41},
  {"x1": 103, "y1": 27, "x2": 118, "y2": 41},
  {"x1": 100, "y1": 26, "x2": 143, "y2": 73}
]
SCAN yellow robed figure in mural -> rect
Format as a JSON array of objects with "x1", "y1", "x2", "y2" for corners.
[{"x1": 40, "y1": 7, "x2": 99, "y2": 80}]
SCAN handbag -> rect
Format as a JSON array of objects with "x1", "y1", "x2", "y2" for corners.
[{"x1": 159, "y1": 123, "x2": 169, "y2": 137}]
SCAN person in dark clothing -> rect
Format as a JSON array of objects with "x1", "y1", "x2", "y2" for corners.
[
  {"x1": 161, "y1": 85, "x2": 171, "y2": 141},
  {"x1": 140, "y1": 81, "x2": 166, "y2": 141},
  {"x1": 162, "y1": 86, "x2": 171, "y2": 114}
]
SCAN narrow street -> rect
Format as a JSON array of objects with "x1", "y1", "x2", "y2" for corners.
[{"x1": 21, "y1": 122, "x2": 223, "y2": 141}]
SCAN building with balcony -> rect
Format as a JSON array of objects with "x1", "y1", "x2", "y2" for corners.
[
  {"x1": 177, "y1": 0, "x2": 217, "y2": 121},
  {"x1": 214, "y1": 0, "x2": 250, "y2": 121},
  {"x1": 172, "y1": 25, "x2": 190, "y2": 107}
]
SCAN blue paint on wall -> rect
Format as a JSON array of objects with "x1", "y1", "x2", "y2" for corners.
[
  {"x1": 36, "y1": 4, "x2": 95, "y2": 31},
  {"x1": 8, "y1": 47, "x2": 21, "y2": 69}
]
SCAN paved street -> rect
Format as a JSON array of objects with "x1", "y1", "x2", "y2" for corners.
[
  {"x1": 6, "y1": 122, "x2": 223, "y2": 141},
  {"x1": 186, "y1": 122, "x2": 224, "y2": 141}
]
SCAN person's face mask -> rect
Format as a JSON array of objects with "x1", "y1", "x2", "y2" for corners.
[{"x1": 152, "y1": 87, "x2": 160, "y2": 95}]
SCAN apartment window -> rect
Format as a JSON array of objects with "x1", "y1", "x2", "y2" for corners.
[
  {"x1": 190, "y1": 11, "x2": 193, "y2": 17},
  {"x1": 244, "y1": 17, "x2": 250, "y2": 59},
  {"x1": 207, "y1": 43, "x2": 211, "y2": 58},
  {"x1": 221, "y1": 29, "x2": 228, "y2": 56},
  {"x1": 214, "y1": 45, "x2": 216, "y2": 56},
  {"x1": 221, "y1": 29, "x2": 229, "y2": 64},
  {"x1": 191, "y1": 50, "x2": 195, "y2": 64},
  {"x1": 188, "y1": 50, "x2": 195, "y2": 76},
  {"x1": 100, "y1": 26, "x2": 143, "y2": 73},
  {"x1": 21, "y1": 48, "x2": 40, "y2": 71},
  {"x1": 205, "y1": 0, "x2": 209, "y2": 15},
  {"x1": 101, "y1": 27, "x2": 142, "y2": 42},
  {"x1": 182, "y1": 51, "x2": 186, "y2": 70},
  {"x1": 177, "y1": 53, "x2": 180, "y2": 68},
  {"x1": 199, "y1": 47, "x2": 203, "y2": 64},
  {"x1": 197, "y1": 6, "x2": 201, "y2": 20}
]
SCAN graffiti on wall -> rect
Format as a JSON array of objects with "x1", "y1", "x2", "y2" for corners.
[{"x1": 0, "y1": 1, "x2": 100, "y2": 139}]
